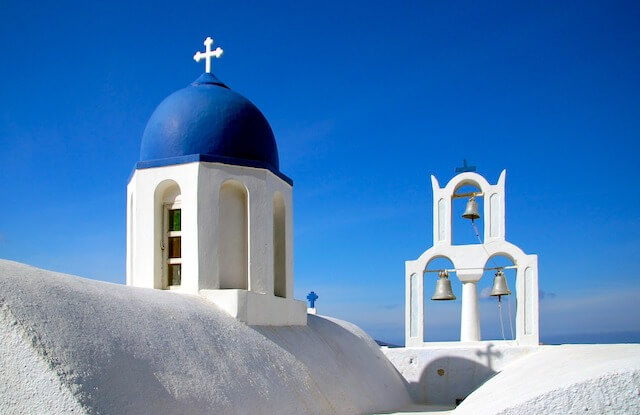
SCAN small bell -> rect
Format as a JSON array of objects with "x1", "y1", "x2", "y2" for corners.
[
  {"x1": 432, "y1": 271, "x2": 456, "y2": 301},
  {"x1": 490, "y1": 269, "x2": 511, "y2": 297},
  {"x1": 462, "y1": 196, "x2": 480, "y2": 221}
]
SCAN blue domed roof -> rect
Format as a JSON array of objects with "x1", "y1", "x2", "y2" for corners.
[{"x1": 138, "y1": 73, "x2": 290, "y2": 183}]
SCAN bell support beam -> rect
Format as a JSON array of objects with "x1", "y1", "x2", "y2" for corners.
[{"x1": 452, "y1": 191, "x2": 484, "y2": 199}]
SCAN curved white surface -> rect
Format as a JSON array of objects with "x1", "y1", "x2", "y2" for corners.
[
  {"x1": 455, "y1": 344, "x2": 640, "y2": 414},
  {"x1": 0, "y1": 260, "x2": 411, "y2": 415}
]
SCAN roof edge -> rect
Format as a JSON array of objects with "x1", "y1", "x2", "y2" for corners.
[{"x1": 131, "y1": 154, "x2": 293, "y2": 185}]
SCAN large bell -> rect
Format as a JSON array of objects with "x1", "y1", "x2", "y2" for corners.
[
  {"x1": 432, "y1": 271, "x2": 456, "y2": 301},
  {"x1": 462, "y1": 196, "x2": 480, "y2": 221},
  {"x1": 490, "y1": 269, "x2": 511, "y2": 297}
]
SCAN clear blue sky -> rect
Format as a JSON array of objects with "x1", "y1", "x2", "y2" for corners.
[{"x1": 1, "y1": 1, "x2": 639, "y2": 345}]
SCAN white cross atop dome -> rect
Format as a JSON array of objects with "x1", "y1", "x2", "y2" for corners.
[{"x1": 193, "y1": 37, "x2": 223, "y2": 73}]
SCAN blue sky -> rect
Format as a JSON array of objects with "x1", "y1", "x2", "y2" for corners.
[{"x1": 1, "y1": 1, "x2": 639, "y2": 345}]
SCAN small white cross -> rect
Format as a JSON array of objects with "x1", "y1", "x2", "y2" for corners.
[{"x1": 193, "y1": 37, "x2": 223, "y2": 73}]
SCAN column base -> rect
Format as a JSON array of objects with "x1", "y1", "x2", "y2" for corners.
[{"x1": 199, "y1": 289, "x2": 307, "y2": 326}]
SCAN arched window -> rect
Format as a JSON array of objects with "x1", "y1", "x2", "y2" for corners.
[
  {"x1": 155, "y1": 180, "x2": 181, "y2": 289},
  {"x1": 478, "y1": 254, "x2": 517, "y2": 341},
  {"x1": 452, "y1": 183, "x2": 484, "y2": 246},
  {"x1": 273, "y1": 192, "x2": 286, "y2": 298},
  {"x1": 424, "y1": 256, "x2": 459, "y2": 341},
  {"x1": 218, "y1": 180, "x2": 249, "y2": 290},
  {"x1": 164, "y1": 203, "x2": 182, "y2": 287}
]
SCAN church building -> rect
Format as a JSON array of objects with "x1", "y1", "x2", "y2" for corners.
[{"x1": 125, "y1": 37, "x2": 306, "y2": 325}]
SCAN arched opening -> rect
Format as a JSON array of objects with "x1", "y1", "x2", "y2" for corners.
[
  {"x1": 154, "y1": 180, "x2": 182, "y2": 289},
  {"x1": 478, "y1": 254, "x2": 517, "y2": 341},
  {"x1": 424, "y1": 256, "x2": 460, "y2": 342},
  {"x1": 452, "y1": 183, "x2": 484, "y2": 246},
  {"x1": 218, "y1": 180, "x2": 249, "y2": 290},
  {"x1": 273, "y1": 192, "x2": 286, "y2": 298}
]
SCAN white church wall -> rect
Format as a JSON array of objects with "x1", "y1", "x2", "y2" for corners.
[
  {"x1": 382, "y1": 343, "x2": 539, "y2": 405},
  {"x1": 195, "y1": 161, "x2": 293, "y2": 296},
  {"x1": 273, "y1": 192, "x2": 286, "y2": 298},
  {"x1": 0, "y1": 260, "x2": 410, "y2": 414},
  {"x1": 199, "y1": 289, "x2": 306, "y2": 325},
  {"x1": 126, "y1": 186, "x2": 134, "y2": 287},
  {"x1": 128, "y1": 161, "x2": 304, "y2": 326},
  {"x1": 386, "y1": 343, "x2": 640, "y2": 411},
  {"x1": 195, "y1": 163, "x2": 218, "y2": 290},
  {"x1": 128, "y1": 161, "x2": 293, "y2": 294},
  {"x1": 0, "y1": 301, "x2": 85, "y2": 414},
  {"x1": 127, "y1": 162, "x2": 199, "y2": 293},
  {"x1": 455, "y1": 344, "x2": 640, "y2": 414}
]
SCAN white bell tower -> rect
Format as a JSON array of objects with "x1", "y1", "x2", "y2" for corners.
[{"x1": 405, "y1": 169, "x2": 539, "y2": 346}]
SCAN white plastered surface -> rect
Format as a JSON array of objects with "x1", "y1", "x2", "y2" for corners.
[
  {"x1": 0, "y1": 259, "x2": 411, "y2": 415},
  {"x1": 0, "y1": 305, "x2": 85, "y2": 414},
  {"x1": 455, "y1": 344, "x2": 640, "y2": 414},
  {"x1": 383, "y1": 343, "x2": 539, "y2": 405}
]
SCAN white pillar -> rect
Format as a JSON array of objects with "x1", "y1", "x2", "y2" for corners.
[
  {"x1": 405, "y1": 262, "x2": 424, "y2": 347},
  {"x1": 515, "y1": 254, "x2": 539, "y2": 346},
  {"x1": 460, "y1": 281, "x2": 481, "y2": 341}
]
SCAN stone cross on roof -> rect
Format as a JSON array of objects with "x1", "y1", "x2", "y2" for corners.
[
  {"x1": 307, "y1": 291, "x2": 318, "y2": 308},
  {"x1": 193, "y1": 37, "x2": 223, "y2": 74}
]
